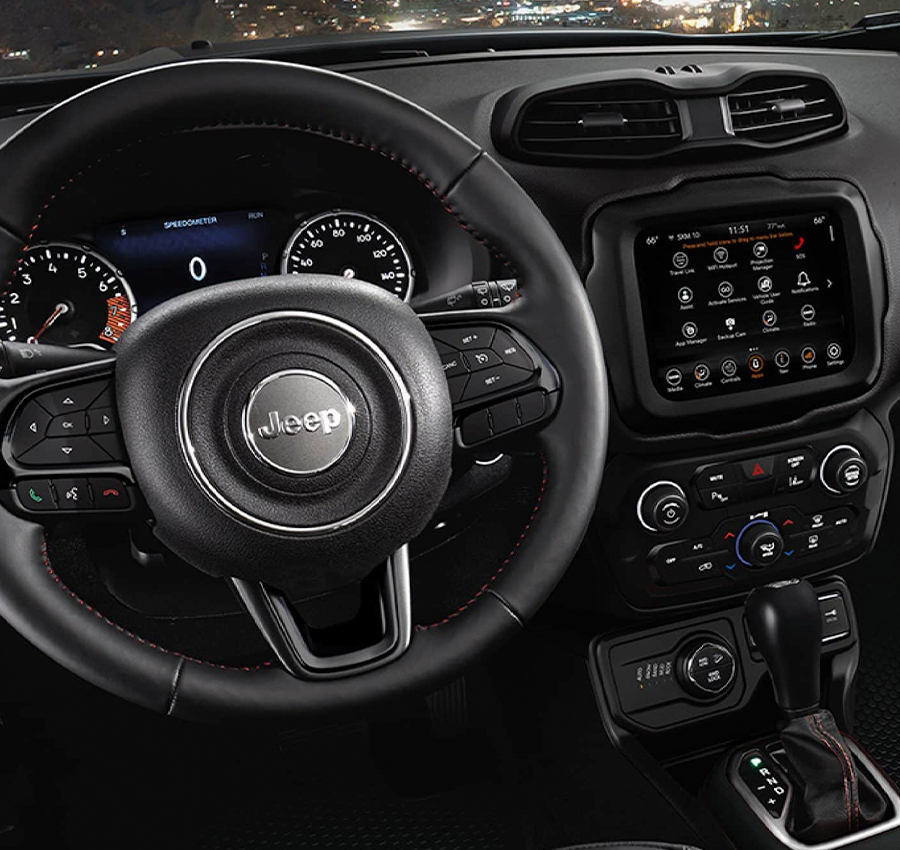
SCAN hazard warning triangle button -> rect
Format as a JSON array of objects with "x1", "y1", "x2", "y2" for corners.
[{"x1": 740, "y1": 456, "x2": 774, "y2": 481}]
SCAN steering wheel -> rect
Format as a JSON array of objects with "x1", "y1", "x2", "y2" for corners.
[{"x1": 0, "y1": 60, "x2": 607, "y2": 720}]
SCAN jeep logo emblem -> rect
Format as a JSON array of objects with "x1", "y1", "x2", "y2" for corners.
[{"x1": 242, "y1": 370, "x2": 355, "y2": 475}]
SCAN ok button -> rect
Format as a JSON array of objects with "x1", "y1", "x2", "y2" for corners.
[{"x1": 47, "y1": 413, "x2": 87, "y2": 438}]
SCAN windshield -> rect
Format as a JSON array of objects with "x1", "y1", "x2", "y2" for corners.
[{"x1": 0, "y1": 0, "x2": 886, "y2": 77}]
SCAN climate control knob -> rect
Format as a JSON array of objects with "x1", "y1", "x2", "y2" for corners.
[
  {"x1": 737, "y1": 520, "x2": 784, "y2": 568},
  {"x1": 637, "y1": 481, "x2": 689, "y2": 533},
  {"x1": 820, "y1": 445, "x2": 868, "y2": 494}
]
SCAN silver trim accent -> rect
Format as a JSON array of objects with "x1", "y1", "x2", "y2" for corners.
[
  {"x1": 820, "y1": 444, "x2": 862, "y2": 494},
  {"x1": 636, "y1": 480, "x2": 686, "y2": 532},
  {"x1": 177, "y1": 310, "x2": 413, "y2": 534},
  {"x1": 280, "y1": 210, "x2": 415, "y2": 302},
  {"x1": 241, "y1": 368, "x2": 355, "y2": 475},
  {"x1": 729, "y1": 740, "x2": 900, "y2": 850},
  {"x1": 683, "y1": 641, "x2": 736, "y2": 695}
]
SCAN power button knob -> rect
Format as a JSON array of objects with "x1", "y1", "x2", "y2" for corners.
[{"x1": 637, "y1": 481, "x2": 689, "y2": 533}]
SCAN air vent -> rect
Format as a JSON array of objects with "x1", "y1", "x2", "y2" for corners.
[
  {"x1": 726, "y1": 75, "x2": 845, "y2": 145},
  {"x1": 512, "y1": 82, "x2": 682, "y2": 159}
]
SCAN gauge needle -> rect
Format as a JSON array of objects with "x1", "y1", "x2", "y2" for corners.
[{"x1": 28, "y1": 302, "x2": 69, "y2": 343}]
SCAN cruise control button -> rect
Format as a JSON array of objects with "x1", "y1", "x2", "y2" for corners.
[
  {"x1": 430, "y1": 326, "x2": 495, "y2": 352},
  {"x1": 10, "y1": 399, "x2": 52, "y2": 458},
  {"x1": 18, "y1": 436, "x2": 111, "y2": 466},
  {"x1": 36, "y1": 381, "x2": 108, "y2": 416},
  {"x1": 87, "y1": 407, "x2": 118, "y2": 435},
  {"x1": 464, "y1": 349, "x2": 503, "y2": 372},
  {"x1": 15, "y1": 479, "x2": 56, "y2": 511},
  {"x1": 89, "y1": 477, "x2": 131, "y2": 510},
  {"x1": 461, "y1": 364, "x2": 531, "y2": 401},
  {"x1": 440, "y1": 352, "x2": 468, "y2": 379},
  {"x1": 46, "y1": 413, "x2": 87, "y2": 438},
  {"x1": 54, "y1": 478, "x2": 91, "y2": 510},
  {"x1": 491, "y1": 330, "x2": 535, "y2": 371}
]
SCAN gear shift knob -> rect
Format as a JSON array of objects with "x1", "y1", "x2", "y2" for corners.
[{"x1": 745, "y1": 579, "x2": 822, "y2": 718}]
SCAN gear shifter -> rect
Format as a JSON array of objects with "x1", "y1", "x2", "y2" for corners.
[{"x1": 745, "y1": 580, "x2": 888, "y2": 843}]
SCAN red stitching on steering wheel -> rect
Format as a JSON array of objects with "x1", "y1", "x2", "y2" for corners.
[
  {"x1": 41, "y1": 540, "x2": 271, "y2": 673},
  {"x1": 415, "y1": 453, "x2": 548, "y2": 631}
]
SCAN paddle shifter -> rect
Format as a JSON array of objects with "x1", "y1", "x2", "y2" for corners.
[{"x1": 745, "y1": 580, "x2": 888, "y2": 843}]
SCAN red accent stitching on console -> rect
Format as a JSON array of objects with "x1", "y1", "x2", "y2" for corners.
[
  {"x1": 415, "y1": 454, "x2": 548, "y2": 631},
  {"x1": 41, "y1": 540, "x2": 271, "y2": 673},
  {"x1": 809, "y1": 714, "x2": 853, "y2": 834}
]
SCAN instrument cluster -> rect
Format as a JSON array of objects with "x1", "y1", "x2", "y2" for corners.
[{"x1": 0, "y1": 207, "x2": 416, "y2": 350}]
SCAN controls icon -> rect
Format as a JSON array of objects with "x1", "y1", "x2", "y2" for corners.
[
  {"x1": 718, "y1": 281, "x2": 735, "y2": 298},
  {"x1": 757, "y1": 276, "x2": 773, "y2": 294},
  {"x1": 721, "y1": 358, "x2": 738, "y2": 378},
  {"x1": 801, "y1": 346, "x2": 817, "y2": 364},
  {"x1": 673, "y1": 252, "x2": 689, "y2": 269},
  {"x1": 753, "y1": 242, "x2": 769, "y2": 259},
  {"x1": 678, "y1": 286, "x2": 693, "y2": 305},
  {"x1": 665, "y1": 368, "x2": 683, "y2": 387},
  {"x1": 682, "y1": 322, "x2": 698, "y2": 340},
  {"x1": 826, "y1": 342, "x2": 843, "y2": 360},
  {"x1": 801, "y1": 304, "x2": 816, "y2": 322},
  {"x1": 774, "y1": 349, "x2": 791, "y2": 369},
  {"x1": 714, "y1": 246, "x2": 729, "y2": 263},
  {"x1": 762, "y1": 310, "x2": 778, "y2": 328}
]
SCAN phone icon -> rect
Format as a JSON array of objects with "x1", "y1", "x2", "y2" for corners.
[
  {"x1": 102, "y1": 489, "x2": 120, "y2": 498},
  {"x1": 794, "y1": 237, "x2": 805, "y2": 250},
  {"x1": 28, "y1": 488, "x2": 43, "y2": 503}
]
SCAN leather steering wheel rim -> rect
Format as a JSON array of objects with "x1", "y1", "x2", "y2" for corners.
[{"x1": 0, "y1": 59, "x2": 608, "y2": 720}]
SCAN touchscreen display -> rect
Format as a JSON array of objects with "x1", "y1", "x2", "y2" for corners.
[{"x1": 634, "y1": 210, "x2": 853, "y2": 399}]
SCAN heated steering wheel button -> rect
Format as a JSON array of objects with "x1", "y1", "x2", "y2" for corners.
[
  {"x1": 10, "y1": 399, "x2": 52, "y2": 458},
  {"x1": 19, "y1": 436, "x2": 111, "y2": 466},
  {"x1": 47, "y1": 413, "x2": 87, "y2": 438},
  {"x1": 461, "y1": 364, "x2": 531, "y2": 401},
  {"x1": 491, "y1": 330, "x2": 535, "y2": 371}
]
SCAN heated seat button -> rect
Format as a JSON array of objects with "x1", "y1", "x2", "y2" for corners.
[
  {"x1": 46, "y1": 412, "x2": 87, "y2": 438},
  {"x1": 10, "y1": 399, "x2": 52, "y2": 458},
  {"x1": 739, "y1": 456, "x2": 775, "y2": 481},
  {"x1": 15, "y1": 479, "x2": 56, "y2": 511},
  {"x1": 89, "y1": 477, "x2": 131, "y2": 510}
]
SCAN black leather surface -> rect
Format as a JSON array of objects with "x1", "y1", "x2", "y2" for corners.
[
  {"x1": 0, "y1": 59, "x2": 607, "y2": 717},
  {"x1": 550, "y1": 844, "x2": 701, "y2": 850}
]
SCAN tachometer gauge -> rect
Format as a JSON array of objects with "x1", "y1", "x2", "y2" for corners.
[
  {"x1": 0, "y1": 243, "x2": 136, "y2": 350},
  {"x1": 281, "y1": 211, "x2": 415, "y2": 300}
]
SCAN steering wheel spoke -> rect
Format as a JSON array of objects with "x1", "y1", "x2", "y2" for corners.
[
  {"x1": 419, "y1": 307, "x2": 561, "y2": 453},
  {"x1": 228, "y1": 545, "x2": 412, "y2": 679},
  {"x1": 0, "y1": 352, "x2": 138, "y2": 519}
]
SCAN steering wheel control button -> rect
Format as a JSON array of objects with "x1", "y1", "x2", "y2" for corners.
[
  {"x1": 737, "y1": 520, "x2": 784, "y2": 568},
  {"x1": 637, "y1": 481, "x2": 689, "y2": 533},
  {"x1": 243, "y1": 370, "x2": 355, "y2": 476},
  {"x1": 459, "y1": 391, "x2": 553, "y2": 446},
  {"x1": 464, "y1": 349, "x2": 503, "y2": 372},
  {"x1": 491, "y1": 330, "x2": 534, "y2": 371},
  {"x1": 15, "y1": 479, "x2": 56, "y2": 511},
  {"x1": 19, "y1": 436, "x2": 111, "y2": 467},
  {"x1": 54, "y1": 478, "x2": 90, "y2": 510},
  {"x1": 490, "y1": 398, "x2": 520, "y2": 435},
  {"x1": 517, "y1": 391, "x2": 547, "y2": 425},
  {"x1": 10, "y1": 399, "x2": 52, "y2": 458},
  {"x1": 439, "y1": 352, "x2": 468, "y2": 380},
  {"x1": 820, "y1": 445, "x2": 868, "y2": 494},
  {"x1": 89, "y1": 477, "x2": 131, "y2": 510},
  {"x1": 87, "y1": 408, "x2": 118, "y2": 435},
  {"x1": 461, "y1": 364, "x2": 531, "y2": 401},
  {"x1": 430, "y1": 326, "x2": 495, "y2": 352},
  {"x1": 679, "y1": 640, "x2": 737, "y2": 698},
  {"x1": 46, "y1": 413, "x2": 87, "y2": 438},
  {"x1": 36, "y1": 381, "x2": 108, "y2": 417}
]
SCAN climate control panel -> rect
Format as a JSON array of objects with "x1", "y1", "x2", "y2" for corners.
[{"x1": 597, "y1": 412, "x2": 888, "y2": 608}]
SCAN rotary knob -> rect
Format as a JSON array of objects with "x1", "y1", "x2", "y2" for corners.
[
  {"x1": 820, "y1": 445, "x2": 868, "y2": 494},
  {"x1": 637, "y1": 481, "x2": 689, "y2": 533},
  {"x1": 679, "y1": 639, "x2": 737, "y2": 699},
  {"x1": 737, "y1": 520, "x2": 784, "y2": 569}
]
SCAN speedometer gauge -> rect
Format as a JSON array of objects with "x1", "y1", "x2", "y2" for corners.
[
  {"x1": 281, "y1": 211, "x2": 415, "y2": 300},
  {"x1": 0, "y1": 243, "x2": 136, "y2": 350}
]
